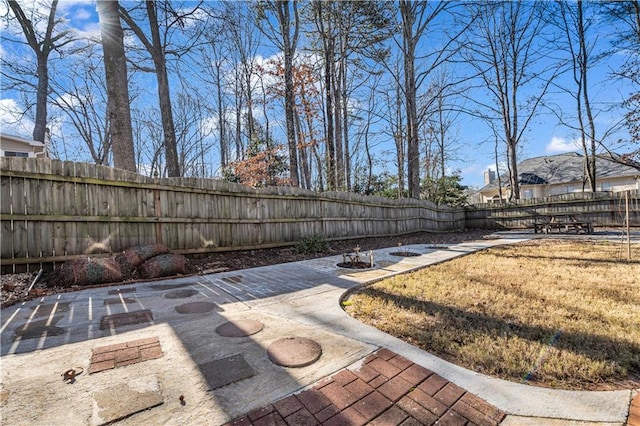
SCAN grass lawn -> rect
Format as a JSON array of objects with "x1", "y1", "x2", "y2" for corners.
[{"x1": 343, "y1": 239, "x2": 640, "y2": 390}]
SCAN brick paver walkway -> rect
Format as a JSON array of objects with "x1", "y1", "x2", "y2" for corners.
[
  {"x1": 628, "y1": 393, "x2": 640, "y2": 426},
  {"x1": 225, "y1": 348, "x2": 506, "y2": 426}
]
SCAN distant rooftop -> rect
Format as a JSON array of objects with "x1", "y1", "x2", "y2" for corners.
[{"x1": 480, "y1": 152, "x2": 640, "y2": 191}]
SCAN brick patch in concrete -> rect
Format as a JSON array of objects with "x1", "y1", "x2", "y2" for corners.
[{"x1": 89, "y1": 336, "x2": 163, "y2": 374}]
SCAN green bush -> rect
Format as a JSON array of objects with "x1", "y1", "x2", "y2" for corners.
[{"x1": 295, "y1": 234, "x2": 329, "y2": 254}]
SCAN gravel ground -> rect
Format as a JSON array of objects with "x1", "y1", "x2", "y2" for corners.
[{"x1": 0, "y1": 229, "x2": 493, "y2": 308}]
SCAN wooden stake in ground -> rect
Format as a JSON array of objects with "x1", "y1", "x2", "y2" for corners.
[{"x1": 626, "y1": 190, "x2": 631, "y2": 260}]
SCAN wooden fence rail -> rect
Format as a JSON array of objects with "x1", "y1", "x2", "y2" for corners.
[
  {"x1": 2, "y1": 158, "x2": 637, "y2": 273},
  {"x1": 1, "y1": 158, "x2": 464, "y2": 272}
]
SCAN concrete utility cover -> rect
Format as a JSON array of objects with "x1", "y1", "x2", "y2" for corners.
[
  {"x1": 389, "y1": 251, "x2": 421, "y2": 257},
  {"x1": 199, "y1": 354, "x2": 255, "y2": 390},
  {"x1": 14, "y1": 317, "x2": 65, "y2": 339},
  {"x1": 104, "y1": 297, "x2": 137, "y2": 305},
  {"x1": 33, "y1": 303, "x2": 70, "y2": 317},
  {"x1": 148, "y1": 283, "x2": 192, "y2": 291},
  {"x1": 91, "y1": 375, "x2": 163, "y2": 426},
  {"x1": 108, "y1": 288, "x2": 137, "y2": 294},
  {"x1": 267, "y1": 337, "x2": 322, "y2": 368},
  {"x1": 99, "y1": 310, "x2": 154, "y2": 330},
  {"x1": 175, "y1": 301, "x2": 218, "y2": 314},
  {"x1": 164, "y1": 289, "x2": 198, "y2": 299},
  {"x1": 215, "y1": 320, "x2": 264, "y2": 337}
]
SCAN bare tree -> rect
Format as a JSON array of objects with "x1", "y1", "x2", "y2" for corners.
[
  {"x1": 258, "y1": 0, "x2": 301, "y2": 187},
  {"x1": 464, "y1": 1, "x2": 557, "y2": 200},
  {"x1": 397, "y1": 1, "x2": 470, "y2": 199},
  {"x1": 4, "y1": 0, "x2": 76, "y2": 143},
  {"x1": 49, "y1": 46, "x2": 111, "y2": 165},
  {"x1": 602, "y1": 1, "x2": 640, "y2": 165},
  {"x1": 197, "y1": 18, "x2": 233, "y2": 174},
  {"x1": 97, "y1": 0, "x2": 137, "y2": 172},
  {"x1": 312, "y1": 0, "x2": 337, "y2": 189},
  {"x1": 552, "y1": 1, "x2": 601, "y2": 192},
  {"x1": 118, "y1": 1, "x2": 203, "y2": 177}
]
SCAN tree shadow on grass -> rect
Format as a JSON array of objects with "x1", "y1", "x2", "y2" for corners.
[{"x1": 358, "y1": 286, "x2": 640, "y2": 389}]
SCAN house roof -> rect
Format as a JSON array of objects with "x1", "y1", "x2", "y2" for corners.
[
  {"x1": 0, "y1": 132, "x2": 46, "y2": 148},
  {"x1": 480, "y1": 152, "x2": 640, "y2": 191}
]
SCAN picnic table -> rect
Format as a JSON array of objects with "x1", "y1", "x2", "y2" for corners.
[{"x1": 534, "y1": 214, "x2": 593, "y2": 234}]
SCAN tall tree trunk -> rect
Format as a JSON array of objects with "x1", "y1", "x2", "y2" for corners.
[
  {"x1": 316, "y1": 1, "x2": 336, "y2": 190},
  {"x1": 507, "y1": 140, "x2": 519, "y2": 200},
  {"x1": 295, "y1": 112, "x2": 311, "y2": 189},
  {"x1": 146, "y1": 1, "x2": 180, "y2": 177},
  {"x1": 578, "y1": 2, "x2": 597, "y2": 192},
  {"x1": 234, "y1": 70, "x2": 243, "y2": 160},
  {"x1": 34, "y1": 54, "x2": 49, "y2": 143},
  {"x1": 215, "y1": 60, "x2": 227, "y2": 168},
  {"x1": 97, "y1": 0, "x2": 136, "y2": 172},
  {"x1": 394, "y1": 77, "x2": 406, "y2": 196},
  {"x1": 341, "y1": 55, "x2": 351, "y2": 191},
  {"x1": 276, "y1": 0, "x2": 300, "y2": 187},
  {"x1": 400, "y1": 0, "x2": 421, "y2": 199},
  {"x1": 333, "y1": 57, "x2": 344, "y2": 189}
]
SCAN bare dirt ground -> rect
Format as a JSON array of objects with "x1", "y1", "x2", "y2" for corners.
[{"x1": 0, "y1": 229, "x2": 491, "y2": 309}]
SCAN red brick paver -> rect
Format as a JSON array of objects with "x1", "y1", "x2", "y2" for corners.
[
  {"x1": 224, "y1": 348, "x2": 506, "y2": 426},
  {"x1": 89, "y1": 336, "x2": 163, "y2": 373},
  {"x1": 628, "y1": 392, "x2": 640, "y2": 426}
]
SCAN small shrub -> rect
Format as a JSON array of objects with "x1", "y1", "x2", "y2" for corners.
[{"x1": 295, "y1": 234, "x2": 328, "y2": 255}]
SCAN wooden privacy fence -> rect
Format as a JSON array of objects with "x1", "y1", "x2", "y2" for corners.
[
  {"x1": 466, "y1": 191, "x2": 640, "y2": 229},
  {"x1": 1, "y1": 158, "x2": 464, "y2": 272}
]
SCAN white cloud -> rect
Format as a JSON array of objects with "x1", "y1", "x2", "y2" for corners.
[
  {"x1": 545, "y1": 136, "x2": 579, "y2": 154},
  {"x1": 0, "y1": 99, "x2": 33, "y2": 137},
  {"x1": 71, "y1": 6, "x2": 92, "y2": 21}
]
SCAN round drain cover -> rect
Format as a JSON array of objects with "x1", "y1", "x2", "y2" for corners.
[
  {"x1": 267, "y1": 337, "x2": 322, "y2": 368},
  {"x1": 175, "y1": 301, "x2": 217, "y2": 314},
  {"x1": 164, "y1": 289, "x2": 198, "y2": 299},
  {"x1": 215, "y1": 320, "x2": 264, "y2": 337}
]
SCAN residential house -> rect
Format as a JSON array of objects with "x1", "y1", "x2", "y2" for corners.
[
  {"x1": 0, "y1": 132, "x2": 48, "y2": 158},
  {"x1": 477, "y1": 152, "x2": 640, "y2": 203}
]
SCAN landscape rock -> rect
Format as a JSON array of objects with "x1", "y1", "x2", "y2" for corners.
[
  {"x1": 51, "y1": 257, "x2": 124, "y2": 288},
  {"x1": 117, "y1": 243, "x2": 170, "y2": 275},
  {"x1": 138, "y1": 254, "x2": 188, "y2": 279}
]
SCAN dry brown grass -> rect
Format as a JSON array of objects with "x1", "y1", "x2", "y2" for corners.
[{"x1": 343, "y1": 239, "x2": 640, "y2": 390}]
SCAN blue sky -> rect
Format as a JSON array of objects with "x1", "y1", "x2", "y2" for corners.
[{"x1": 1, "y1": 1, "x2": 635, "y2": 189}]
